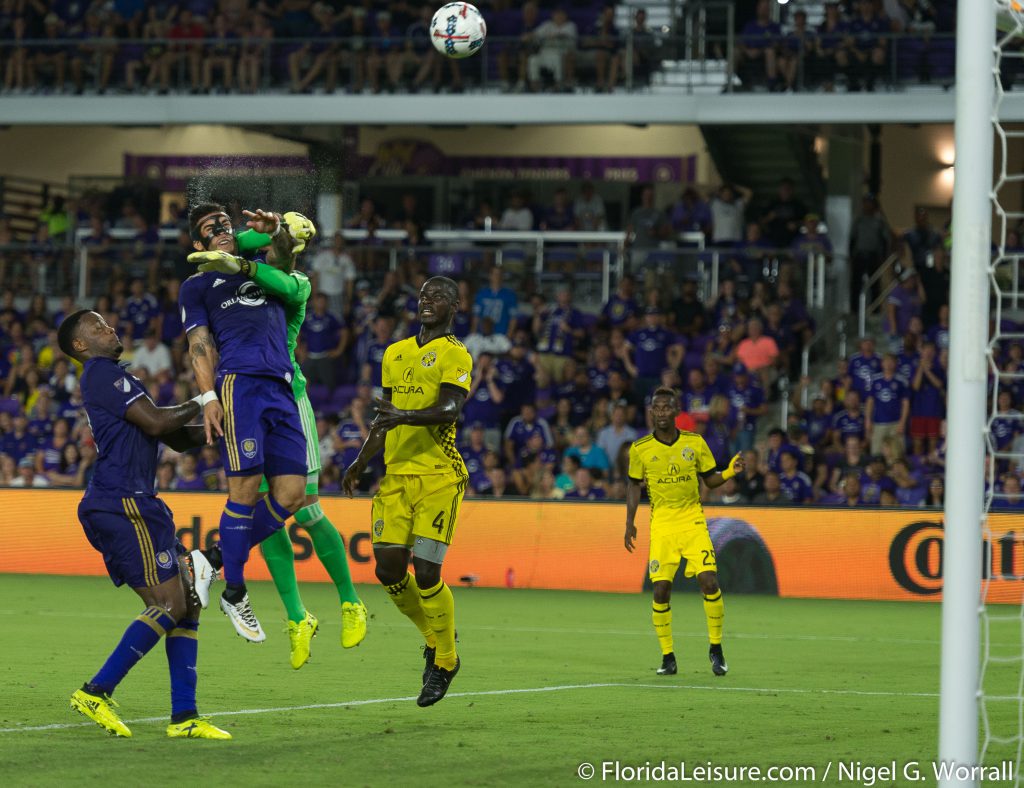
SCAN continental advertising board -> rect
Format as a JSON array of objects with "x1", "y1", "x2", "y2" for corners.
[{"x1": 1, "y1": 490, "x2": 1022, "y2": 603}]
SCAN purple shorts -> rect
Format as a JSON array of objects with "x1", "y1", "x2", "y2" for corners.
[{"x1": 217, "y1": 373, "x2": 307, "y2": 478}]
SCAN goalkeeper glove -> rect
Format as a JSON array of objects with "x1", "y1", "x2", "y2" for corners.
[
  {"x1": 187, "y1": 250, "x2": 246, "y2": 275},
  {"x1": 282, "y1": 211, "x2": 317, "y2": 255}
]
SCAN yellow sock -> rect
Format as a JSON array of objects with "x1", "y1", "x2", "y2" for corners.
[
  {"x1": 652, "y1": 602, "x2": 673, "y2": 655},
  {"x1": 385, "y1": 572, "x2": 436, "y2": 648},
  {"x1": 703, "y1": 591, "x2": 724, "y2": 645},
  {"x1": 419, "y1": 580, "x2": 457, "y2": 670}
]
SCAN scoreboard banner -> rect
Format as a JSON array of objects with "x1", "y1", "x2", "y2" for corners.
[{"x1": 1, "y1": 490, "x2": 1022, "y2": 603}]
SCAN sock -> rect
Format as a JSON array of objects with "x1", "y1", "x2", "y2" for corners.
[
  {"x1": 260, "y1": 526, "x2": 306, "y2": 623},
  {"x1": 703, "y1": 591, "x2": 724, "y2": 646},
  {"x1": 166, "y1": 619, "x2": 199, "y2": 720},
  {"x1": 218, "y1": 500, "x2": 255, "y2": 586},
  {"x1": 419, "y1": 580, "x2": 457, "y2": 671},
  {"x1": 249, "y1": 495, "x2": 292, "y2": 548},
  {"x1": 652, "y1": 602, "x2": 673, "y2": 656},
  {"x1": 90, "y1": 606, "x2": 176, "y2": 694},
  {"x1": 385, "y1": 572, "x2": 435, "y2": 648},
  {"x1": 203, "y1": 543, "x2": 223, "y2": 571},
  {"x1": 299, "y1": 503, "x2": 359, "y2": 605}
]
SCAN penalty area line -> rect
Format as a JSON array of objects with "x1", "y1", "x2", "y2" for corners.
[{"x1": 0, "y1": 681, "x2": 937, "y2": 735}]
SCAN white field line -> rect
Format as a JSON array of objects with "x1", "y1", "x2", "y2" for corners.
[{"x1": 0, "y1": 681, "x2": 938, "y2": 735}]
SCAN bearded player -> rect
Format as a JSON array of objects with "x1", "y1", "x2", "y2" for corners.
[
  {"x1": 188, "y1": 212, "x2": 368, "y2": 669},
  {"x1": 343, "y1": 276, "x2": 471, "y2": 707},
  {"x1": 624, "y1": 386, "x2": 744, "y2": 677}
]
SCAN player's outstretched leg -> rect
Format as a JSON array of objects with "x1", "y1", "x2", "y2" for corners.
[
  {"x1": 699, "y1": 572, "x2": 727, "y2": 676},
  {"x1": 70, "y1": 604, "x2": 178, "y2": 737},
  {"x1": 216, "y1": 499, "x2": 266, "y2": 642},
  {"x1": 299, "y1": 501, "x2": 367, "y2": 648},
  {"x1": 261, "y1": 525, "x2": 319, "y2": 669}
]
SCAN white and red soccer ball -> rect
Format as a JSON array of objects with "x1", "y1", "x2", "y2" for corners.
[{"x1": 430, "y1": 3, "x2": 487, "y2": 59}]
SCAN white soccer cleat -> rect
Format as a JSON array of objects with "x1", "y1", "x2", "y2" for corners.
[
  {"x1": 220, "y1": 592, "x2": 266, "y2": 643},
  {"x1": 188, "y1": 550, "x2": 218, "y2": 609}
]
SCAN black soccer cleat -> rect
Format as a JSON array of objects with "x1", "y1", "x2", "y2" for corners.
[
  {"x1": 417, "y1": 657, "x2": 460, "y2": 707},
  {"x1": 656, "y1": 652, "x2": 677, "y2": 675},
  {"x1": 709, "y1": 644, "x2": 728, "y2": 676},
  {"x1": 421, "y1": 644, "x2": 436, "y2": 685}
]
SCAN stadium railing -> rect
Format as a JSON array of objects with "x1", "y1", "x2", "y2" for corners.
[{"x1": 0, "y1": 29, "x2": 958, "y2": 96}]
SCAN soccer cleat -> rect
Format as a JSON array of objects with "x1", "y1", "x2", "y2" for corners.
[
  {"x1": 287, "y1": 611, "x2": 319, "y2": 670},
  {"x1": 340, "y1": 601, "x2": 367, "y2": 649},
  {"x1": 417, "y1": 657, "x2": 461, "y2": 707},
  {"x1": 70, "y1": 688, "x2": 132, "y2": 737},
  {"x1": 709, "y1": 644, "x2": 728, "y2": 676},
  {"x1": 656, "y1": 653, "x2": 677, "y2": 676},
  {"x1": 186, "y1": 549, "x2": 218, "y2": 609},
  {"x1": 220, "y1": 592, "x2": 266, "y2": 643},
  {"x1": 166, "y1": 716, "x2": 232, "y2": 740},
  {"x1": 421, "y1": 644, "x2": 436, "y2": 684}
]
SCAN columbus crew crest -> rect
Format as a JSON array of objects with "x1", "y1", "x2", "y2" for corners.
[
  {"x1": 649, "y1": 559, "x2": 660, "y2": 574},
  {"x1": 681, "y1": 447, "x2": 696, "y2": 463},
  {"x1": 373, "y1": 519, "x2": 385, "y2": 538},
  {"x1": 421, "y1": 351, "x2": 437, "y2": 367}
]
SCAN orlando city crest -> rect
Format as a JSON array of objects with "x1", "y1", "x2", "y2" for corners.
[{"x1": 241, "y1": 438, "x2": 258, "y2": 459}]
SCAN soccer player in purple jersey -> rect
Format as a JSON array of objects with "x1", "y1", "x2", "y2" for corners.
[
  {"x1": 179, "y1": 204, "x2": 307, "y2": 642},
  {"x1": 60, "y1": 310, "x2": 229, "y2": 740}
]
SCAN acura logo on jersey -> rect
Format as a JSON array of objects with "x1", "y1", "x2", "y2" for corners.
[
  {"x1": 403, "y1": 368, "x2": 414, "y2": 382},
  {"x1": 220, "y1": 280, "x2": 266, "y2": 309}
]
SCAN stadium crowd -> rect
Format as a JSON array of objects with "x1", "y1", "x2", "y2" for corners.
[
  {"x1": 0, "y1": 0, "x2": 957, "y2": 96},
  {"x1": 1, "y1": 172, "x2": 1018, "y2": 512}
]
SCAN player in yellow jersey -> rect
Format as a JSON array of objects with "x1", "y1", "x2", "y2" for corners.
[
  {"x1": 343, "y1": 276, "x2": 472, "y2": 707},
  {"x1": 625, "y1": 386, "x2": 744, "y2": 677}
]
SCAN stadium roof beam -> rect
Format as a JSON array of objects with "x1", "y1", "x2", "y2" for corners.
[{"x1": 0, "y1": 92, "x2": 1012, "y2": 126}]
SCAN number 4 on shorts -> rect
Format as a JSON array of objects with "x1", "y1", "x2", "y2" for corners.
[{"x1": 432, "y1": 511, "x2": 444, "y2": 533}]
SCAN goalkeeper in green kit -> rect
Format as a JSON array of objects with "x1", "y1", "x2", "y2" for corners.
[{"x1": 190, "y1": 208, "x2": 367, "y2": 669}]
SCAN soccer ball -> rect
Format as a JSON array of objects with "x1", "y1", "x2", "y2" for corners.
[{"x1": 430, "y1": 3, "x2": 486, "y2": 59}]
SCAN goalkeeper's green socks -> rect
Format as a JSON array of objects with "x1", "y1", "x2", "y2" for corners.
[
  {"x1": 703, "y1": 591, "x2": 724, "y2": 645},
  {"x1": 296, "y1": 503, "x2": 361, "y2": 605},
  {"x1": 260, "y1": 527, "x2": 306, "y2": 624},
  {"x1": 652, "y1": 602, "x2": 673, "y2": 655}
]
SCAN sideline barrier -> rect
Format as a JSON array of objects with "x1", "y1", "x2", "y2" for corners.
[{"x1": 1, "y1": 490, "x2": 1022, "y2": 602}]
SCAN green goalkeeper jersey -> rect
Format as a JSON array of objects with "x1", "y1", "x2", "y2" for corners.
[{"x1": 237, "y1": 229, "x2": 310, "y2": 401}]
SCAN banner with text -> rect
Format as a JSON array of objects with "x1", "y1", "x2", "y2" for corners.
[{"x1": 1, "y1": 490, "x2": 1021, "y2": 603}]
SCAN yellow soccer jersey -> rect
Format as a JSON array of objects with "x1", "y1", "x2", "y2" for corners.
[
  {"x1": 628, "y1": 431, "x2": 717, "y2": 516},
  {"x1": 381, "y1": 334, "x2": 473, "y2": 476}
]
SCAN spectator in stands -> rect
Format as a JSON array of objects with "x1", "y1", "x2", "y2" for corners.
[
  {"x1": 310, "y1": 231, "x2": 356, "y2": 317},
  {"x1": 778, "y1": 447, "x2": 814, "y2": 502},
  {"x1": 129, "y1": 329, "x2": 173, "y2": 380},
  {"x1": 203, "y1": 13, "x2": 239, "y2": 93},
  {"x1": 815, "y1": 3, "x2": 849, "y2": 92},
  {"x1": 499, "y1": 0, "x2": 541, "y2": 91},
  {"x1": 70, "y1": 13, "x2": 117, "y2": 95},
  {"x1": 568, "y1": 181, "x2": 604, "y2": 232},
  {"x1": 625, "y1": 306, "x2": 683, "y2": 395},
  {"x1": 596, "y1": 404, "x2": 637, "y2": 479},
  {"x1": 735, "y1": 0, "x2": 782, "y2": 90},
  {"x1": 498, "y1": 192, "x2": 534, "y2": 231},
  {"x1": 504, "y1": 402, "x2": 554, "y2": 469},
  {"x1": 600, "y1": 275, "x2": 641, "y2": 331},
  {"x1": 580, "y1": 5, "x2": 621, "y2": 93},
  {"x1": 565, "y1": 424, "x2": 611, "y2": 474},
  {"x1": 464, "y1": 317, "x2": 512, "y2": 361},
  {"x1": 670, "y1": 278, "x2": 709, "y2": 338},
  {"x1": 728, "y1": 364, "x2": 767, "y2": 451},
  {"x1": 526, "y1": 6, "x2": 578, "y2": 93},
  {"x1": 4, "y1": 16, "x2": 31, "y2": 93},
  {"x1": 761, "y1": 178, "x2": 808, "y2": 247},
  {"x1": 751, "y1": 470, "x2": 785, "y2": 504},
  {"x1": 11, "y1": 455, "x2": 48, "y2": 488},
  {"x1": 473, "y1": 266, "x2": 518, "y2": 335},
  {"x1": 891, "y1": 458, "x2": 927, "y2": 506},
  {"x1": 902, "y1": 207, "x2": 942, "y2": 270},
  {"x1": 926, "y1": 475, "x2": 944, "y2": 506},
  {"x1": 780, "y1": 9, "x2": 818, "y2": 91},
  {"x1": 347, "y1": 197, "x2": 385, "y2": 229},
  {"x1": 859, "y1": 455, "x2": 895, "y2": 504},
  {"x1": 735, "y1": 317, "x2": 780, "y2": 390},
  {"x1": 919, "y1": 247, "x2": 950, "y2": 328},
  {"x1": 301, "y1": 293, "x2": 347, "y2": 390},
  {"x1": 824, "y1": 471, "x2": 864, "y2": 506},
  {"x1": 33, "y1": 14, "x2": 67, "y2": 93},
  {"x1": 462, "y1": 353, "x2": 505, "y2": 450},
  {"x1": 359, "y1": 315, "x2": 393, "y2": 396},
  {"x1": 564, "y1": 466, "x2": 606, "y2": 500},
  {"x1": 846, "y1": 0, "x2": 890, "y2": 92},
  {"x1": 162, "y1": 8, "x2": 205, "y2": 94},
  {"x1": 668, "y1": 187, "x2": 712, "y2": 237},
  {"x1": 849, "y1": 193, "x2": 892, "y2": 312},
  {"x1": 710, "y1": 184, "x2": 753, "y2": 246},
  {"x1": 886, "y1": 269, "x2": 922, "y2": 348},
  {"x1": 829, "y1": 391, "x2": 866, "y2": 449},
  {"x1": 865, "y1": 352, "x2": 909, "y2": 455},
  {"x1": 121, "y1": 277, "x2": 158, "y2": 339},
  {"x1": 540, "y1": 188, "x2": 576, "y2": 231},
  {"x1": 848, "y1": 335, "x2": 881, "y2": 399},
  {"x1": 909, "y1": 340, "x2": 945, "y2": 456},
  {"x1": 237, "y1": 12, "x2": 273, "y2": 93},
  {"x1": 628, "y1": 8, "x2": 658, "y2": 86},
  {"x1": 533, "y1": 284, "x2": 585, "y2": 382},
  {"x1": 626, "y1": 184, "x2": 670, "y2": 273}
]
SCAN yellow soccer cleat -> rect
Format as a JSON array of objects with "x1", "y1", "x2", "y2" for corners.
[
  {"x1": 70, "y1": 688, "x2": 132, "y2": 738},
  {"x1": 341, "y1": 601, "x2": 368, "y2": 649},
  {"x1": 166, "y1": 716, "x2": 232, "y2": 740},
  {"x1": 287, "y1": 611, "x2": 319, "y2": 670}
]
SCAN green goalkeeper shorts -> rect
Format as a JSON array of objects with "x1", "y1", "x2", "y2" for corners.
[{"x1": 259, "y1": 391, "x2": 320, "y2": 496}]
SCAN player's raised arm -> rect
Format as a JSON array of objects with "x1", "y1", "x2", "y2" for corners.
[{"x1": 699, "y1": 452, "x2": 745, "y2": 489}]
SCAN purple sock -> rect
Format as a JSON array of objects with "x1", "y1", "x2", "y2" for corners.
[
  {"x1": 218, "y1": 500, "x2": 255, "y2": 586},
  {"x1": 249, "y1": 495, "x2": 293, "y2": 548}
]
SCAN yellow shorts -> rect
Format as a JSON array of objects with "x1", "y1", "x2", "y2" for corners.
[
  {"x1": 648, "y1": 512, "x2": 716, "y2": 583},
  {"x1": 371, "y1": 472, "x2": 468, "y2": 548}
]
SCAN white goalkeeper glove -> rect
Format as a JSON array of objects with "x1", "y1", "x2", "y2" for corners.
[
  {"x1": 282, "y1": 211, "x2": 317, "y2": 255},
  {"x1": 187, "y1": 250, "x2": 245, "y2": 275}
]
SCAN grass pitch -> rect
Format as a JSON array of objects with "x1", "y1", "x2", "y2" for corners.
[{"x1": 0, "y1": 575, "x2": 1015, "y2": 786}]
